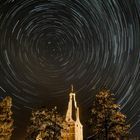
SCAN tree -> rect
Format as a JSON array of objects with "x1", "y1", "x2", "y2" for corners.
[
  {"x1": 89, "y1": 90, "x2": 130, "y2": 140},
  {"x1": 26, "y1": 106, "x2": 65, "y2": 140},
  {"x1": 0, "y1": 96, "x2": 14, "y2": 140}
]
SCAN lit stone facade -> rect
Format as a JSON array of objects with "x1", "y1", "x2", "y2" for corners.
[{"x1": 62, "y1": 86, "x2": 83, "y2": 140}]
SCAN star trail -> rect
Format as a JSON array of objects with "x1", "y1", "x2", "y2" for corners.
[{"x1": 0, "y1": 0, "x2": 140, "y2": 138}]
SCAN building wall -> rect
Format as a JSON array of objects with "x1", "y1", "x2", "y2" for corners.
[{"x1": 62, "y1": 88, "x2": 83, "y2": 140}]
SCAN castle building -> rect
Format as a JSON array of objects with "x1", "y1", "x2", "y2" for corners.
[{"x1": 62, "y1": 85, "x2": 83, "y2": 140}]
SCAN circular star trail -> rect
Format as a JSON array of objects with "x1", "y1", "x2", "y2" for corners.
[{"x1": 0, "y1": 0, "x2": 140, "y2": 136}]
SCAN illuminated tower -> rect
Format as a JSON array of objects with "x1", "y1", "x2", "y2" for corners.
[{"x1": 63, "y1": 85, "x2": 83, "y2": 140}]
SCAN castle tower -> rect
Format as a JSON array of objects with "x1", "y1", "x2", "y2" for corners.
[{"x1": 63, "y1": 85, "x2": 83, "y2": 140}]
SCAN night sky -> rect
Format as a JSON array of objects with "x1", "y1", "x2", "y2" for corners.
[{"x1": 0, "y1": 0, "x2": 140, "y2": 139}]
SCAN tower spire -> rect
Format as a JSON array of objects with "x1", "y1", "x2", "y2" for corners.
[{"x1": 64, "y1": 85, "x2": 83, "y2": 140}]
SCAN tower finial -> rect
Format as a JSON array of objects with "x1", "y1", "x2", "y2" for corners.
[{"x1": 71, "y1": 84, "x2": 74, "y2": 93}]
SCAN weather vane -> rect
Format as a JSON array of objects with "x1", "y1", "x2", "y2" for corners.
[{"x1": 71, "y1": 84, "x2": 74, "y2": 93}]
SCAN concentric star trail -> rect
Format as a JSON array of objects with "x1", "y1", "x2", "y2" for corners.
[{"x1": 0, "y1": 0, "x2": 140, "y2": 137}]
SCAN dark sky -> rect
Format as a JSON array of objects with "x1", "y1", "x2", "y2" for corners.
[{"x1": 0, "y1": 0, "x2": 140, "y2": 139}]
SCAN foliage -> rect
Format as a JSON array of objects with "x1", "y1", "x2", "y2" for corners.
[
  {"x1": 26, "y1": 106, "x2": 65, "y2": 140},
  {"x1": 89, "y1": 90, "x2": 130, "y2": 140},
  {"x1": 0, "y1": 96, "x2": 14, "y2": 140}
]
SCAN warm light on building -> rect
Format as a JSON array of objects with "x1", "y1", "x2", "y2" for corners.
[
  {"x1": 62, "y1": 85, "x2": 83, "y2": 140},
  {"x1": 36, "y1": 85, "x2": 83, "y2": 140}
]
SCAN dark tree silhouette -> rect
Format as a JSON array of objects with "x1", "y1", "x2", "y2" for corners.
[
  {"x1": 0, "y1": 96, "x2": 13, "y2": 140},
  {"x1": 89, "y1": 90, "x2": 129, "y2": 140},
  {"x1": 26, "y1": 106, "x2": 65, "y2": 140}
]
